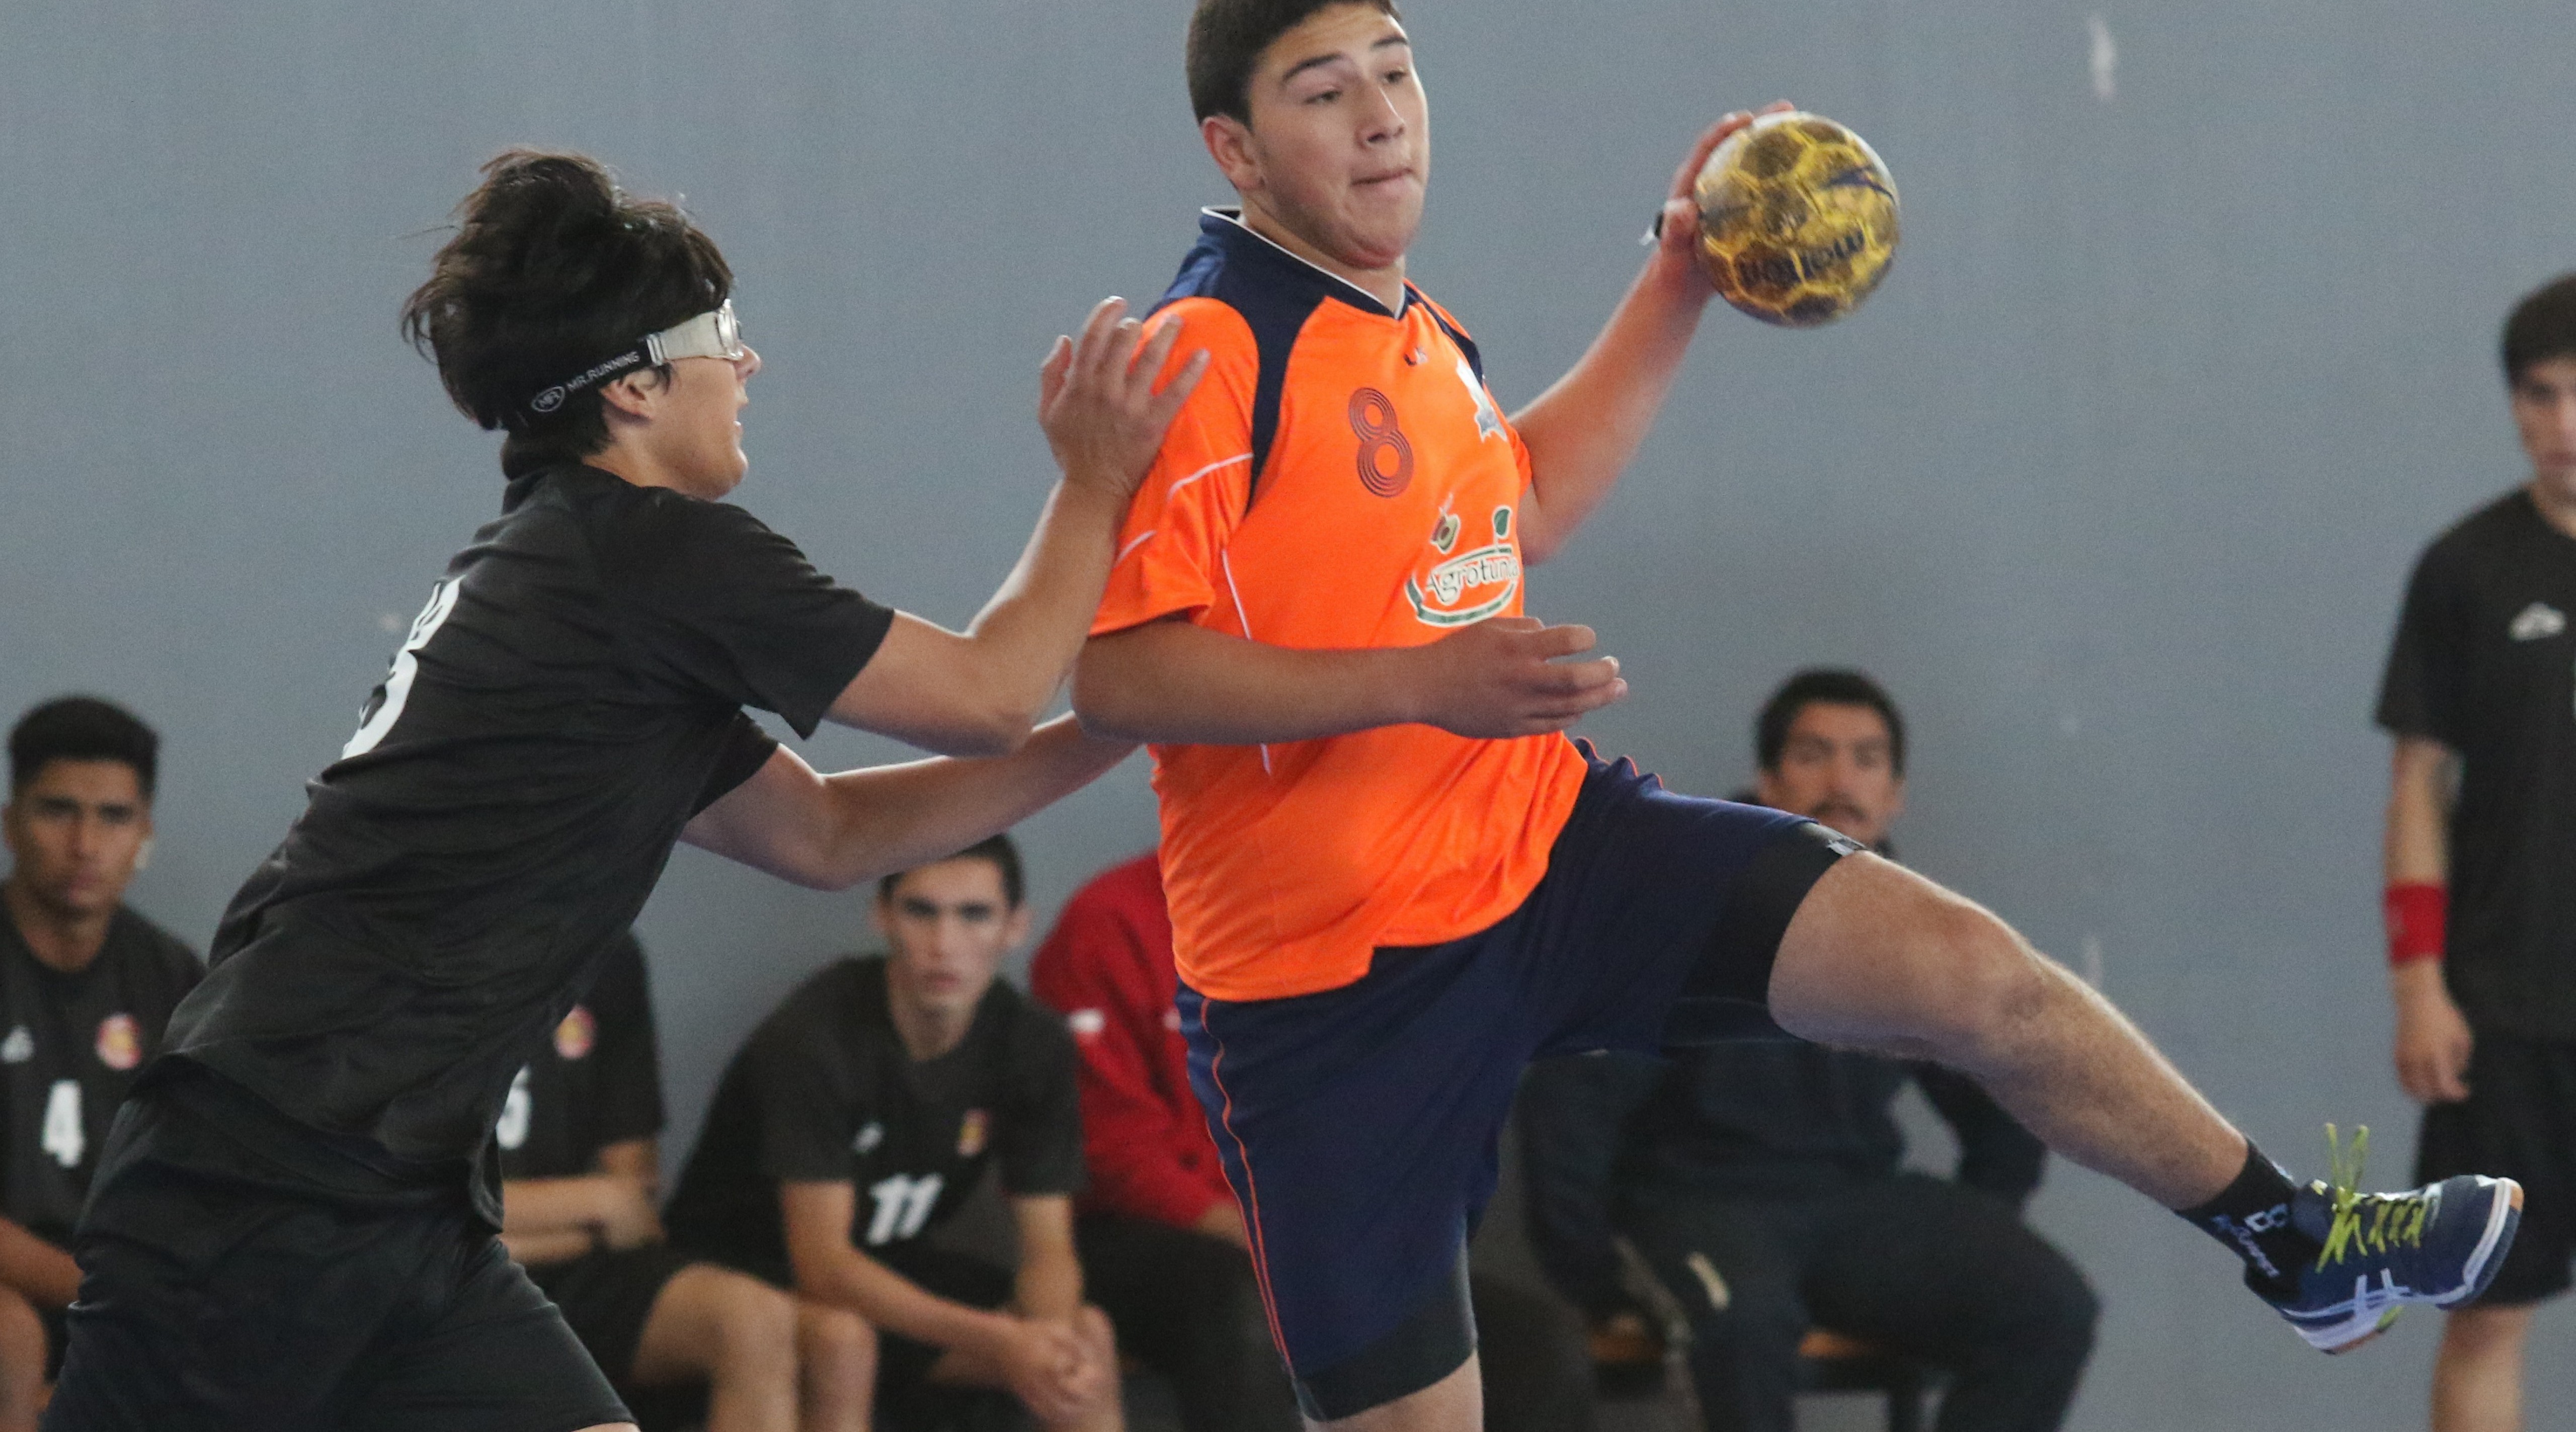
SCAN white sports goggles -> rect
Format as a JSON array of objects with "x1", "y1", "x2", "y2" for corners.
[{"x1": 523, "y1": 301, "x2": 744, "y2": 419}]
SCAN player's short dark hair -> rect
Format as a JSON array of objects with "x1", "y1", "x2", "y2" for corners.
[
  {"x1": 1755, "y1": 668, "x2": 1906, "y2": 778},
  {"x1": 9, "y1": 696, "x2": 159, "y2": 799},
  {"x1": 1187, "y1": 0, "x2": 1403, "y2": 123},
  {"x1": 878, "y1": 833, "x2": 1026, "y2": 910},
  {"x1": 400, "y1": 150, "x2": 734, "y2": 476},
  {"x1": 2502, "y1": 274, "x2": 2576, "y2": 387}
]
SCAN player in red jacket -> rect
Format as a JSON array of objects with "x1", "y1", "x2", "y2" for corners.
[{"x1": 1030, "y1": 854, "x2": 1592, "y2": 1432}]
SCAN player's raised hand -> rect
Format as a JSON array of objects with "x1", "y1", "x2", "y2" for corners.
[
  {"x1": 1651, "y1": 100, "x2": 1796, "y2": 264},
  {"x1": 1038, "y1": 296, "x2": 1211, "y2": 503},
  {"x1": 1408, "y1": 616, "x2": 1629, "y2": 738}
]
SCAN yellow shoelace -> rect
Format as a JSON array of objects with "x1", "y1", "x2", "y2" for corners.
[{"x1": 2316, "y1": 1124, "x2": 2430, "y2": 1271}]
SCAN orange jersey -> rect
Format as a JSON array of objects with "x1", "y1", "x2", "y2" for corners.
[{"x1": 1092, "y1": 210, "x2": 1587, "y2": 1001}]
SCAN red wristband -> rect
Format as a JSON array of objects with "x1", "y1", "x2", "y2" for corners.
[{"x1": 2384, "y1": 882, "x2": 2447, "y2": 966}]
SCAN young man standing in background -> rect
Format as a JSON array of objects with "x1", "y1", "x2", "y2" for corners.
[{"x1": 2379, "y1": 274, "x2": 2576, "y2": 1432}]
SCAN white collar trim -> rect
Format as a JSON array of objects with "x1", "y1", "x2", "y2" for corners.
[{"x1": 1202, "y1": 207, "x2": 1408, "y2": 316}]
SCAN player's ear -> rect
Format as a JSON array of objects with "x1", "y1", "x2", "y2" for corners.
[
  {"x1": 1202, "y1": 114, "x2": 1263, "y2": 195},
  {"x1": 597, "y1": 368, "x2": 664, "y2": 424},
  {"x1": 1884, "y1": 777, "x2": 1906, "y2": 826},
  {"x1": 1004, "y1": 903, "x2": 1033, "y2": 950}
]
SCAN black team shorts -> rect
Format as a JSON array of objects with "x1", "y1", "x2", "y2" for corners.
[
  {"x1": 2418, "y1": 1032, "x2": 2576, "y2": 1306},
  {"x1": 527, "y1": 1244, "x2": 698, "y2": 1391},
  {"x1": 42, "y1": 1065, "x2": 628, "y2": 1432}
]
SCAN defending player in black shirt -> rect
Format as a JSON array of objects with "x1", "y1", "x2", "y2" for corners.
[
  {"x1": 2377, "y1": 274, "x2": 2576, "y2": 1432},
  {"x1": 0, "y1": 700, "x2": 198, "y2": 1431},
  {"x1": 497, "y1": 933, "x2": 872, "y2": 1432},
  {"x1": 42, "y1": 151, "x2": 1202, "y2": 1432},
  {"x1": 666, "y1": 836, "x2": 1111, "y2": 1432}
]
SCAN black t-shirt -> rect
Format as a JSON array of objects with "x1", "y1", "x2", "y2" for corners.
[
  {"x1": 495, "y1": 933, "x2": 663, "y2": 1181},
  {"x1": 0, "y1": 904, "x2": 202, "y2": 1246},
  {"x1": 162, "y1": 463, "x2": 893, "y2": 1222},
  {"x1": 665, "y1": 956, "x2": 1085, "y2": 1283},
  {"x1": 2376, "y1": 487, "x2": 2576, "y2": 1038}
]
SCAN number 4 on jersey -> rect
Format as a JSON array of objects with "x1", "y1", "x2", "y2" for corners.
[
  {"x1": 344, "y1": 579, "x2": 460, "y2": 760},
  {"x1": 41, "y1": 1080, "x2": 83, "y2": 1169}
]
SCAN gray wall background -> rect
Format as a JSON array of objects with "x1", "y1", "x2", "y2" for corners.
[{"x1": 2, "y1": 2, "x2": 2568, "y2": 1425}]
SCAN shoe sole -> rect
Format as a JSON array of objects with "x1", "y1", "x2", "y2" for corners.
[{"x1": 2305, "y1": 1178, "x2": 2525, "y2": 1356}]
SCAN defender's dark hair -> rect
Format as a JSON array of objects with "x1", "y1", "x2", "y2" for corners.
[
  {"x1": 1187, "y1": 0, "x2": 1402, "y2": 123},
  {"x1": 878, "y1": 833, "x2": 1026, "y2": 910},
  {"x1": 400, "y1": 150, "x2": 733, "y2": 476},
  {"x1": 1756, "y1": 669, "x2": 1907, "y2": 778},
  {"x1": 9, "y1": 696, "x2": 159, "y2": 799},
  {"x1": 2502, "y1": 274, "x2": 2576, "y2": 387}
]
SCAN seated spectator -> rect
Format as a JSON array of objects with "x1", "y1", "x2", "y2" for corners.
[
  {"x1": 0, "y1": 698, "x2": 200, "y2": 1431},
  {"x1": 1519, "y1": 669, "x2": 2098, "y2": 1432},
  {"x1": 1030, "y1": 852, "x2": 1594, "y2": 1432},
  {"x1": 496, "y1": 930, "x2": 874, "y2": 1432},
  {"x1": 666, "y1": 834, "x2": 1122, "y2": 1432}
]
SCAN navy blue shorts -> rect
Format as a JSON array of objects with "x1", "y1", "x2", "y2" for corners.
[{"x1": 1178, "y1": 747, "x2": 1856, "y2": 1420}]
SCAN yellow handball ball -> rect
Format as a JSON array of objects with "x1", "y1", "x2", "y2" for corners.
[{"x1": 1693, "y1": 111, "x2": 1900, "y2": 327}]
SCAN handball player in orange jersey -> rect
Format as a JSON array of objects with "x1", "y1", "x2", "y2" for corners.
[{"x1": 1073, "y1": 4, "x2": 2523, "y2": 1429}]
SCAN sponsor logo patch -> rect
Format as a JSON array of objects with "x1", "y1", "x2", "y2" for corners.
[
  {"x1": 854, "y1": 1121, "x2": 886, "y2": 1154},
  {"x1": 957, "y1": 1109, "x2": 990, "y2": 1158},
  {"x1": 2509, "y1": 602, "x2": 2566, "y2": 642},
  {"x1": 553, "y1": 1005, "x2": 596, "y2": 1061},
  {"x1": 1, "y1": 1028, "x2": 32, "y2": 1065},
  {"x1": 1406, "y1": 504, "x2": 1524, "y2": 628},
  {"x1": 95, "y1": 1014, "x2": 142, "y2": 1072}
]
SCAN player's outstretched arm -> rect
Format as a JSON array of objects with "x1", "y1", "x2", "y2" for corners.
[
  {"x1": 679, "y1": 716, "x2": 1134, "y2": 891},
  {"x1": 1074, "y1": 614, "x2": 1627, "y2": 745},
  {"x1": 826, "y1": 300, "x2": 1209, "y2": 758},
  {"x1": 1510, "y1": 106, "x2": 1784, "y2": 564}
]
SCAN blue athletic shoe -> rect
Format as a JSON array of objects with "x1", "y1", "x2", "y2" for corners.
[{"x1": 2268, "y1": 1126, "x2": 2522, "y2": 1354}]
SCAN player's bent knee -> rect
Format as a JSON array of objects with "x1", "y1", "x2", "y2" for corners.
[
  {"x1": 656, "y1": 1265, "x2": 796, "y2": 1380},
  {"x1": 715, "y1": 1276, "x2": 797, "y2": 1362},
  {"x1": 0, "y1": 1284, "x2": 46, "y2": 1389},
  {"x1": 1774, "y1": 859, "x2": 2042, "y2": 1055},
  {"x1": 799, "y1": 1301, "x2": 878, "y2": 1372},
  {"x1": 798, "y1": 1301, "x2": 880, "y2": 1400}
]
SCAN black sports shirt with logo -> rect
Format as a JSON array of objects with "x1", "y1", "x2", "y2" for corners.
[
  {"x1": 0, "y1": 905, "x2": 200, "y2": 1246},
  {"x1": 2377, "y1": 487, "x2": 2576, "y2": 1038},
  {"x1": 495, "y1": 933, "x2": 663, "y2": 1182},
  {"x1": 664, "y1": 956, "x2": 1084, "y2": 1283},
  {"x1": 160, "y1": 462, "x2": 893, "y2": 1223}
]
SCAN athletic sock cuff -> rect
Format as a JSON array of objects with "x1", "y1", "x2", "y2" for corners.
[{"x1": 2178, "y1": 1141, "x2": 2313, "y2": 1296}]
